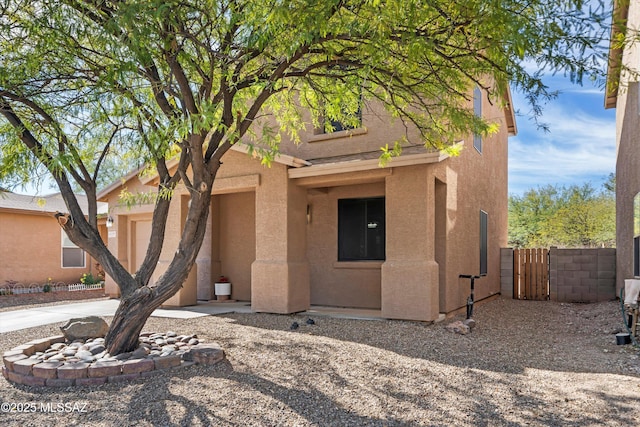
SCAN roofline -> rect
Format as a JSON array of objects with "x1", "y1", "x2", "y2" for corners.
[
  {"x1": 97, "y1": 166, "x2": 145, "y2": 201},
  {"x1": 97, "y1": 143, "x2": 311, "y2": 199},
  {"x1": 0, "y1": 206, "x2": 95, "y2": 218},
  {"x1": 0, "y1": 207, "x2": 55, "y2": 216},
  {"x1": 229, "y1": 143, "x2": 311, "y2": 168},
  {"x1": 288, "y1": 142, "x2": 462, "y2": 179},
  {"x1": 605, "y1": 0, "x2": 629, "y2": 109},
  {"x1": 137, "y1": 143, "x2": 310, "y2": 186}
]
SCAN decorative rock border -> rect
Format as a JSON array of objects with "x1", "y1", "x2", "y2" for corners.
[{"x1": 2, "y1": 333, "x2": 225, "y2": 387}]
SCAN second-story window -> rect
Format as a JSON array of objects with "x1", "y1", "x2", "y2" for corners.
[
  {"x1": 321, "y1": 74, "x2": 363, "y2": 133},
  {"x1": 324, "y1": 105, "x2": 362, "y2": 133},
  {"x1": 473, "y1": 86, "x2": 482, "y2": 153}
]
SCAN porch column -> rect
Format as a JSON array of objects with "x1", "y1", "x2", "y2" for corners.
[
  {"x1": 381, "y1": 166, "x2": 439, "y2": 321},
  {"x1": 252, "y1": 170, "x2": 310, "y2": 313},
  {"x1": 104, "y1": 214, "x2": 127, "y2": 298},
  {"x1": 162, "y1": 194, "x2": 197, "y2": 307},
  {"x1": 196, "y1": 203, "x2": 213, "y2": 301}
]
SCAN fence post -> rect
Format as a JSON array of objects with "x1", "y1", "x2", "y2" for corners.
[
  {"x1": 549, "y1": 247, "x2": 558, "y2": 301},
  {"x1": 500, "y1": 248, "x2": 514, "y2": 299}
]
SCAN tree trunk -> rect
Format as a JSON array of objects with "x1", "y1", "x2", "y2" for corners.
[
  {"x1": 103, "y1": 159, "x2": 216, "y2": 356},
  {"x1": 105, "y1": 287, "x2": 162, "y2": 355}
]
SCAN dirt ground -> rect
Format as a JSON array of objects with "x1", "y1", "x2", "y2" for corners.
[{"x1": 0, "y1": 290, "x2": 108, "y2": 311}]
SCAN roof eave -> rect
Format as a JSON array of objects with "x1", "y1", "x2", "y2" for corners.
[
  {"x1": 97, "y1": 166, "x2": 145, "y2": 201},
  {"x1": 502, "y1": 86, "x2": 518, "y2": 136},
  {"x1": 97, "y1": 143, "x2": 311, "y2": 199},
  {"x1": 288, "y1": 142, "x2": 462, "y2": 180}
]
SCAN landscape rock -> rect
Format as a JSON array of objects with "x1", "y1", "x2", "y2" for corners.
[
  {"x1": 182, "y1": 344, "x2": 225, "y2": 365},
  {"x1": 60, "y1": 316, "x2": 109, "y2": 341},
  {"x1": 463, "y1": 318, "x2": 477, "y2": 329},
  {"x1": 446, "y1": 320, "x2": 471, "y2": 335}
]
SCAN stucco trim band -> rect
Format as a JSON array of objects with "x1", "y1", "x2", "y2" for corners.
[
  {"x1": 288, "y1": 146, "x2": 458, "y2": 179},
  {"x1": 211, "y1": 174, "x2": 260, "y2": 195}
]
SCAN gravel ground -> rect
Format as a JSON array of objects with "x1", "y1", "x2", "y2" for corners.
[{"x1": 1, "y1": 297, "x2": 640, "y2": 426}]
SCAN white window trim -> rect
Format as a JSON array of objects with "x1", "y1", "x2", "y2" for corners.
[{"x1": 61, "y1": 230, "x2": 86, "y2": 269}]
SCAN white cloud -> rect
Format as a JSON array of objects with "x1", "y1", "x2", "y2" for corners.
[{"x1": 508, "y1": 91, "x2": 616, "y2": 195}]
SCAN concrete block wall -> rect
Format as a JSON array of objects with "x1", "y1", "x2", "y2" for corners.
[
  {"x1": 549, "y1": 248, "x2": 616, "y2": 303},
  {"x1": 500, "y1": 248, "x2": 616, "y2": 303}
]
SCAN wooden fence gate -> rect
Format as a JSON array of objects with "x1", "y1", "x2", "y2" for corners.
[{"x1": 513, "y1": 248, "x2": 549, "y2": 300}]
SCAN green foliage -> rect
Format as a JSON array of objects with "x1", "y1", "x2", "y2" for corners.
[
  {"x1": 43, "y1": 277, "x2": 53, "y2": 292},
  {"x1": 508, "y1": 182, "x2": 616, "y2": 248},
  {"x1": 80, "y1": 273, "x2": 101, "y2": 285},
  {"x1": 0, "y1": 0, "x2": 613, "y2": 195}
]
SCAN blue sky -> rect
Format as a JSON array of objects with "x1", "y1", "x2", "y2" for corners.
[{"x1": 508, "y1": 75, "x2": 616, "y2": 196}]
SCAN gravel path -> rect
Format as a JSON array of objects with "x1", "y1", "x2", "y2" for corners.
[{"x1": 1, "y1": 297, "x2": 640, "y2": 426}]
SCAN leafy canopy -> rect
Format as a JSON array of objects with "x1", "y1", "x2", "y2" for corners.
[{"x1": 0, "y1": 0, "x2": 610, "y2": 197}]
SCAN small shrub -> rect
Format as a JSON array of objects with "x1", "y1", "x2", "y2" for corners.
[
  {"x1": 44, "y1": 277, "x2": 53, "y2": 293},
  {"x1": 80, "y1": 273, "x2": 101, "y2": 285}
]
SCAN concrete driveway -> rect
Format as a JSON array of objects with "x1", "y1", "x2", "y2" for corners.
[{"x1": 0, "y1": 299, "x2": 253, "y2": 333}]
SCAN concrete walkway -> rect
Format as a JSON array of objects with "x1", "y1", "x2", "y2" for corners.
[
  {"x1": 0, "y1": 299, "x2": 386, "y2": 333},
  {"x1": 0, "y1": 300, "x2": 253, "y2": 333}
]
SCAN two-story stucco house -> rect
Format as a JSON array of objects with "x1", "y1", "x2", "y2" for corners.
[
  {"x1": 98, "y1": 86, "x2": 516, "y2": 322},
  {"x1": 606, "y1": 0, "x2": 640, "y2": 291}
]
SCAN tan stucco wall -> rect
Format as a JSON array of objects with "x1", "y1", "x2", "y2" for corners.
[
  {"x1": 215, "y1": 191, "x2": 256, "y2": 301},
  {"x1": 0, "y1": 211, "x2": 93, "y2": 284},
  {"x1": 614, "y1": 1, "x2": 640, "y2": 145},
  {"x1": 616, "y1": 81, "x2": 640, "y2": 289},
  {"x1": 294, "y1": 87, "x2": 509, "y2": 320},
  {"x1": 251, "y1": 160, "x2": 310, "y2": 313},
  {"x1": 102, "y1": 149, "x2": 310, "y2": 311},
  {"x1": 261, "y1": 100, "x2": 427, "y2": 161},
  {"x1": 211, "y1": 149, "x2": 309, "y2": 311},
  {"x1": 306, "y1": 182, "x2": 385, "y2": 309},
  {"x1": 431, "y1": 94, "x2": 510, "y2": 314},
  {"x1": 100, "y1": 87, "x2": 510, "y2": 318},
  {"x1": 613, "y1": 1, "x2": 640, "y2": 291},
  {"x1": 381, "y1": 164, "x2": 440, "y2": 320}
]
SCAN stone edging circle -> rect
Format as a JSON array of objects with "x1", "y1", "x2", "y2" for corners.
[{"x1": 2, "y1": 334, "x2": 225, "y2": 387}]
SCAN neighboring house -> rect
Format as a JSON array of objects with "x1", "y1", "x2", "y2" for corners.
[
  {"x1": 98, "y1": 89, "x2": 516, "y2": 322},
  {"x1": 606, "y1": 0, "x2": 640, "y2": 292},
  {"x1": 0, "y1": 191, "x2": 108, "y2": 285}
]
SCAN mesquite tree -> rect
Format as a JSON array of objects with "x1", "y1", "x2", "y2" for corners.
[{"x1": 0, "y1": 0, "x2": 610, "y2": 355}]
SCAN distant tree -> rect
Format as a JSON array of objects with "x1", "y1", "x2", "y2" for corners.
[
  {"x1": 509, "y1": 182, "x2": 615, "y2": 248},
  {"x1": 0, "y1": 0, "x2": 613, "y2": 355},
  {"x1": 603, "y1": 173, "x2": 616, "y2": 194},
  {"x1": 508, "y1": 185, "x2": 562, "y2": 248},
  {"x1": 547, "y1": 184, "x2": 616, "y2": 248}
]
